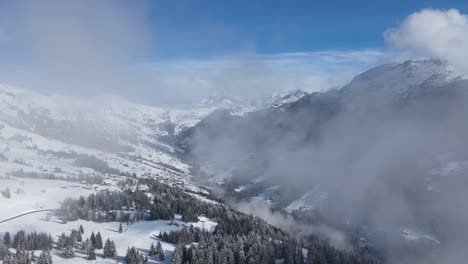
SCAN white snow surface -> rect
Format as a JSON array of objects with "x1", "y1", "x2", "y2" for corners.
[{"x1": 0, "y1": 177, "x2": 217, "y2": 264}]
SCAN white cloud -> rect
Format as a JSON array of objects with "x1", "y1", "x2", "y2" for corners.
[
  {"x1": 0, "y1": 0, "x2": 385, "y2": 106},
  {"x1": 385, "y1": 8, "x2": 468, "y2": 75},
  {"x1": 137, "y1": 50, "x2": 386, "y2": 105},
  {"x1": 0, "y1": 0, "x2": 394, "y2": 106}
]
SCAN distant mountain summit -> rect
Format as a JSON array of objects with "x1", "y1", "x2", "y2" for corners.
[
  {"x1": 340, "y1": 59, "x2": 461, "y2": 107},
  {"x1": 266, "y1": 89, "x2": 309, "y2": 108}
]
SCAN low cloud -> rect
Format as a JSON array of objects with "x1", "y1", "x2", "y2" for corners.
[
  {"x1": 232, "y1": 197, "x2": 351, "y2": 251},
  {"x1": 385, "y1": 8, "x2": 468, "y2": 75},
  {"x1": 139, "y1": 50, "x2": 386, "y2": 105},
  {"x1": 0, "y1": 1, "x2": 386, "y2": 106}
]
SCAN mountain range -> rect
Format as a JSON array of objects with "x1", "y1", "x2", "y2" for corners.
[{"x1": 0, "y1": 59, "x2": 467, "y2": 263}]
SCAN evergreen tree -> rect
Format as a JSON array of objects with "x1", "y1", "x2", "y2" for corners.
[
  {"x1": 15, "y1": 249, "x2": 31, "y2": 264},
  {"x1": 95, "y1": 232, "x2": 103, "y2": 249},
  {"x1": 37, "y1": 251, "x2": 53, "y2": 264},
  {"x1": 103, "y1": 239, "x2": 117, "y2": 258},
  {"x1": 156, "y1": 241, "x2": 164, "y2": 261},
  {"x1": 171, "y1": 245, "x2": 183, "y2": 264},
  {"x1": 63, "y1": 246, "x2": 75, "y2": 259},
  {"x1": 0, "y1": 242, "x2": 8, "y2": 261},
  {"x1": 3, "y1": 232, "x2": 10, "y2": 248},
  {"x1": 90, "y1": 232, "x2": 96, "y2": 247},
  {"x1": 148, "y1": 243, "x2": 156, "y2": 256},
  {"x1": 82, "y1": 238, "x2": 90, "y2": 251},
  {"x1": 126, "y1": 247, "x2": 145, "y2": 264},
  {"x1": 75, "y1": 230, "x2": 82, "y2": 242},
  {"x1": 86, "y1": 240, "x2": 96, "y2": 260},
  {"x1": 119, "y1": 223, "x2": 123, "y2": 233},
  {"x1": 79, "y1": 224, "x2": 84, "y2": 234},
  {"x1": 238, "y1": 245, "x2": 246, "y2": 264}
]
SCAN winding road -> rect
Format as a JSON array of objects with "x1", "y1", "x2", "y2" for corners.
[{"x1": 0, "y1": 209, "x2": 57, "y2": 224}]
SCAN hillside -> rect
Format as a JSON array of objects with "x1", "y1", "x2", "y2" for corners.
[{"x1": 175, "y1": 59, "x2": 468, "y2": 263}]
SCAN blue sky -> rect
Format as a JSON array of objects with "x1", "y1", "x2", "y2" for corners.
[
  {"x1": 146, "y1": 0, "x2": 468, "y2": 58},
  {"x1": 0, "y1": 1, "x2": 468, "y2": 105}
]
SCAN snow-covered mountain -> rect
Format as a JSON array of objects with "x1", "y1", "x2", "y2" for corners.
[
  {"x1": 1, "y1": 59, "x2": 466, "y2": 264},
  {"x1": 0, "y1": 84, "x2": 262, "y2": 191},
  {"x1": 265, "y1": 89, "x2": 309, "y2": 108},
  {"x1": 340, "y1": 59, "x2": 461, "y2": 107},
  {"x1": 0, "y1": 84, "x2": 329, "y2": 264},
  {"x1": 0, "y1": 81, "x2": 311, "y2": 190},
  {"x1": 176, "y1": 59, "x2": 468, "y2": 262}
]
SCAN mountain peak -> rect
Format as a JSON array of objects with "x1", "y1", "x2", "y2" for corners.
[
  {"x1": 340, "y1": 59, "x2": 461, "y2": 104},
  {"x1": 266, "y1": 89, "x2": 309, "y2": 108}
]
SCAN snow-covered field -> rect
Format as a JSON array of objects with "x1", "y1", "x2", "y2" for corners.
[{"x1": 0, "y1": 177, "x2": 217, "y2": 263}]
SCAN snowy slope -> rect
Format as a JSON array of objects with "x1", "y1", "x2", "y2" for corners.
[
  {"x1": 0, "y1": 83, "x2": 266, "y2": 189},
  {"x1": 0, "y1": 177, "x2": 217, "y2": 264},
  {"x1": 340, "y1": 59, "x2": 462, "y2": 106}
]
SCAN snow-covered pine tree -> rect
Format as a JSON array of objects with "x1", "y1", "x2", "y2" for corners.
[
  {"x1": 156, "y1": 241, "x2": 164, "y2": 261},
  {"x1": 63, "y1": 246, "x2": 74, "y2": 259},
  {"x1": 126, "y1": 247, "x2": 146, "y2": 264},
  {"x1": 103, "y1": 239, "x2": 117, "y2": 258},
  {"x1": 95, "y1": 232, "x2": 103, "y2": 249},
  {"x1": 148, "y1": 243, "x2": 156, "y2": 256},
  {"x1": 86, "y1": 240, "x2": 96, "y2": 260},
  {"x1": 171, "y1": 245, "x2": 183, "y2": 264},
  {"x1": 0, "y1": 242, "x2": 8, "y2": 261},
  {"x1": 37, "y1": 251, "x2": 53, "y2": 264}
]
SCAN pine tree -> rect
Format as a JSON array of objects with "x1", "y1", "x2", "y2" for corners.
[
  {"x1": 103, "y1": 239, "x2": 117, "y2": 258},
  {"x1": 82, "y1": 238, "x2": 90, "y2": 251},
  {"x1": 0, "y1": 242, "x2": 8, "y2": 261},
  {"x1": 3, "y1": 232, "x2": 10, "y2": 248},
  {"x1": 205, "y1": 247, "x2": 214, "y2": 264},
  {"x1": 156, "y1": 241, "x2": 164, "y2": 261},
  {"x1": 57, "y1": 233, "x2": 66, "y2": 250},
  {"x1": 126, "y1": 247, "x2": 145, "y2": 264},
  {"x1": 95, "y1": 232, "x2": 103, "y2": 249},
  {"x1": 75, "y1": 230, "x2": 82, "y2": 242},
  {"x1": 119, "y1": 223, "x2": 123, "y2": 233},
  {"x1": 79, "y1": 224, "x2": 84, "y2": 234},
  {"x1": 171, "y1": 245, "x2": 183, "y2": 264},
  {"x1": 90, "y1": 232, "x2": 96, "y2": 247},
  {"x1": 148, "y1": 243, "x2": 156, "y2": 256},
  {"x1": 238, "y1": 245, "x2": 246, "y2": 264},
  {"x1": 37, "y1": 251, "x2": 53, "y2": 264},
  {"x1": 63, "y1": 246, "x2": 75, "y2": 259},
  {"x1": 86, "y1": 240, "x2": 96, "y2": 260}
]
